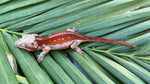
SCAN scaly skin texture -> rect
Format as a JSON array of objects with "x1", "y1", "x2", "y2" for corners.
[{"x1": 15, "y1": 28, "x2": 140, "y2": 63}]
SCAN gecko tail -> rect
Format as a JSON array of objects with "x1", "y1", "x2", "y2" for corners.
[{"x1": 86, "y1": 37, "x2": 140, "y2": 49}]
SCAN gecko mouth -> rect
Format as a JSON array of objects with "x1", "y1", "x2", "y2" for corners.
[{"x1": 15, "y1": 42, "x2": 26, "y2": 48}]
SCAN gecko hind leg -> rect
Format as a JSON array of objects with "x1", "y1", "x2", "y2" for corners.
[
  {"x1": 67, "y1": 27, "x2": 79, "y2": 32},
  {"x1": 37, "y1": 47, "x2": 51, "y2": 63},
  {"x1": 70, "y1": 40, "x2": 85, "y2": 55}
]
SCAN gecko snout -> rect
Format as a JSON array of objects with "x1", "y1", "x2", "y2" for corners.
[{"x1": 15, "y1": 41, "x2": 25, "y2": 48}]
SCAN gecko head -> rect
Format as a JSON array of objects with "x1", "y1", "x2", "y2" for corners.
[{"x1": 15, "y1": 34, "x2": 39, "y2": 50}]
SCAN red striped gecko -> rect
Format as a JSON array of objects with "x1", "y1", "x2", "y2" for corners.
[{"x1": 15, "y1": 28, "x2": 139, "y2": 63}]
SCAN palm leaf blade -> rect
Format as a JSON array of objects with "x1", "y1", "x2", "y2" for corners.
[
  {"x1": 0, "y1": 0, "x2": 45, "y2": 14},
  {"x1": 34, "y1": 51, "x2": 74, "y2": 84},
  {"x1": 2, "y1": 31, "x2": 53, "y2": 84},
  {"x1": 0, "y1": 46, "x2": 19, "y2": 84},
  {"x1": 67, "y1": 50, "x2": 115, "y2": 84},
  {"x1": 105, "y1": 53, "x2": 150, "y2": 83},
  {"x1": 131, "y1": 58, "x2": 150, "y2": 71},
  {"x1": 0, "y1": 0, "x2": 9, "y2": 4},
  {"x1": 51, "y1": 51, "x2": 92, "y2": 84},
  {"x1": 85, "y1": 49, "x2": 145, "y2": 83},
  {"x1": 7, "y1": 0, "x2": 107, "y2": 31},
  {"x1": 0, "y1": 0, "x2": 73, "y2": 23}
]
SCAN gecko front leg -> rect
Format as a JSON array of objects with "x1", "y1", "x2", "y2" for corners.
[
  {"x1": 70, "y1": 40, "x2": 85, "y2": 55},
  {"x1": 37, "y1": 46, "x2": 51, "y2": 63}
]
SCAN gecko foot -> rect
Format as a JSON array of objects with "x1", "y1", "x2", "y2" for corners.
[
  {"x1": 78, "y1": 51, "x2": 83, "y2": 56},
  {"x1": 81, "y1": 47, "x2": 85, "y2": 50},
  {"x1": 37, "y1": 55, "x2": 44, "y2": 63},
  {"x1": 67, "y1": 27, "x2": 79, "y2": 32}
]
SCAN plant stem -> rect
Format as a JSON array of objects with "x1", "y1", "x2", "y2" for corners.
[
  {"x1": 87, "y1": 48, "x2": 150, "y2": 61},
  {"x1": 0, "y1": 29, "x2": 23, "y2": 36}
]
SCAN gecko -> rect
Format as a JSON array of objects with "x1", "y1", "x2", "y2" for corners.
[{"x1": 15, "y1": 28, "x2": 140, "y2": 63}]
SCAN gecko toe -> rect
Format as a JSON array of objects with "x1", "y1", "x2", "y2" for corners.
[
  {"x1": 81, "y1": 48, "x2": 85, "y2": 50},
  {"x1": 67, "y1": 27, "x2": 79, "y2": 32},
  {"x1": 78, "y1": 51, "x2": 83, "y2": 56},
  {"x1": 37, "y1": 55, "x2": 43, "y2": 63}
]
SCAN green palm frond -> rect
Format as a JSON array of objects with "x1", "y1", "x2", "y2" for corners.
[{"x1": 0, "y1": 0, "x2": 150, "y2": 84}]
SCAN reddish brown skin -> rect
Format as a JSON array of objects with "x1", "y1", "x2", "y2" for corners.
[
  {"x1": 36, "y1": 31, "x2": 86, "y2": 46},
  {"x1": 24, "y1": 47, "x2": 38, "y2": 51},
  {"x1": 35, "y1": 31, "x2": 140, "y2": 49},
  {"x1": 16, "y1": 29, "x2": 139, "y2": 63}
]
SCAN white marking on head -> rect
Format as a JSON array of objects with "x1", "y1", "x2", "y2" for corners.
[{"x1": 15, "y1": 34, "x2": 38, "y2": 49}]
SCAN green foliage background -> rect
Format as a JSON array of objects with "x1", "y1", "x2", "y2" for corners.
[{"x1": 0, "y1": 0, "x2": 150, "y2": 84}]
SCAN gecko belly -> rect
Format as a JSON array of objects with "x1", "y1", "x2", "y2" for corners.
[{"x1": 49, "y1": 41, "x2": 74, "y2": 50}]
